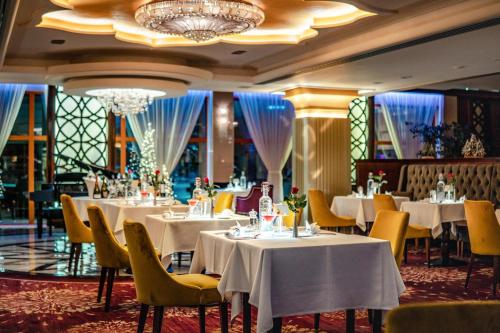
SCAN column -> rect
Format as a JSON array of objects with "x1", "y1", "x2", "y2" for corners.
[{"x1": 285, "y1": 88, "x2": 356, "y2": 215}]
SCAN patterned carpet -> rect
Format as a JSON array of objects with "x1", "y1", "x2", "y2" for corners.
[{"x1": 0, "y1": 253, "x2": 498, "y2": 333}]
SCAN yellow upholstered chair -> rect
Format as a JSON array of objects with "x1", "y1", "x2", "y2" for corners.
[
  {"x1": 87, "y1": 205, "x2": 130, "y2": 312},
  {"x1": 214, "y1": 193, "x2": 234, "y2": 213},
  {"x1": 373, "y1": 194, "x2": 432, "y2": 267},
  {"x1": 124, "y1": 220, "x2": 228, "y2": 333},
  {"x1": 308, "y1": 189, "x2": 356, "y2": 232},
  {"x1": 60, "y1": 194, "x2": 94, "y2": 276},
  {"x1": 385, "y1": 301, "x2": 500, "y2": 333},
  {"x1": 369, "y1": 210, "x2": 410, "y2": 269},
  {"x1": 282, "y1": 209, "x2": 303, "y2": 228},
  {"x1": 464, "y1": 200, "x2": 500, "y2": 295}
]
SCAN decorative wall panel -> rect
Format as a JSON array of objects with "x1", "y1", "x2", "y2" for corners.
[
  {"x1": 348, "y1": 97, "x2": 368, "y2": 185},
  {"x1": 55, "y1": 88, "x2": 108, "y2": 172}
]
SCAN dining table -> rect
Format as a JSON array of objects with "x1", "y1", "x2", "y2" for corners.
[
  {"x1": 191, "y1": 230, "x2": 405, "y2": 333},
  {"x1": 400, "y1": 200, "x2": 465, "y2": 266},
  {"x1": 143, "y1": 214, "x2": 250, "y2": 264},
  {"x1": 72, "y1": 197, "x2": 186, "y2": 242},
  {"x1": 331, "y1": 195, "x2": 410, "y2": 232}
]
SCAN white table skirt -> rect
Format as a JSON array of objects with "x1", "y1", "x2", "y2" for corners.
[
  {"x1": 72, "y1": 197, "x2": 184, "y2": 242},
  {"x1": 144, "y1": 214, "x2": 250, "y2": 264},
  {"x1": 400, "y1": 201, "x2": 465, "y2": 238},
  {"x1": 496, "y1": 209, "x2": 500, "y2": 223},
  {"x1": 331, "y1": 196, "x2": 410, "y2": 231},
  {"x1": 191, "y1": 231, "x2": 404, "y2": 333}
]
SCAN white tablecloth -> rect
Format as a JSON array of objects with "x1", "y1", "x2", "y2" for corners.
[
  {"x1": 331, "y1": 196, "x2": 410, "y2": 231},
  {"x1": 73, "y1": 197, "x2": 185, "y2": 242},
  {"x1": 144, "y1": 214, "x2": 250, "y2": 263},
  {"x1": 191, "y1": 231, "x2": 404, "y2": 333},
  {"x1": 400, "y1": 201, "x2": 465, "y2": 238},
  {"x1": 496, "y1": 209, "x2": 500, "y2": 223}
]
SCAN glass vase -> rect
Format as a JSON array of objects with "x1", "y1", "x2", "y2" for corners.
[{"x1": 292, "y1": 213, "x2": 299, "y2": 238}]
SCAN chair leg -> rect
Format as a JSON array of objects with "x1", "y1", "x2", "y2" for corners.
[
  {"x1": 493, "y1": 256, "x2": 500, "y2": 296},
  {"x1": 137, "y1": 303, "x2": 149, "y2": 333},
  {"x1": 313, "y1": 313, "x2": 320, "y2": 331},
  {"x1": 404, "y1": 241, "x2": 408, "y2": 264},
  {"x1": 97, "y1": 267, "x2": 108, "y2": 302},
  {"x1": 367, "y1": 309, "x2": 373, "y2": 324},
  {"x1": 219, "y1": 302, "x2": 228, "y2": 333},
  {"x1": 104, "y1": 268, "x2": 116, "y2": 312},
  {"x1": 271, "y1": 317, "x2": 282, "y2": 333},
  {"x1": 414, "y1": 238, "x2": 419, "y2": 251},
  {"x1": 68, "y1": 243, "x2": 75, "y2": 271},
  {"x1": 372, "y1": 310, "x2": 382, "y2": 333},
  {"x1": 346, "y1": 309, "x2": 355, "y2": 333},
  {"x1": 465, "y1": 253, "x2": 476, "y2": 289},
  {"x1": 198, "y1": 304, "x2": 206, "y2": 333},
  {"x1": 425, "y1": 238, "x2": 431, "y2": 268},
  {"x1": 152, "y1": 306, "x2": 164, "y2": 333},
  {"x1": 73, "y1": 243, "x2": 82, "y2": 276}
]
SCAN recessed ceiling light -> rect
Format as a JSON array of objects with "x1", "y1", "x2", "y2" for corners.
[
  {"x1": 401, "y1": 75, "x2": 413, "y2": 79},
  {"x1": 232, "y1": 50, "x2": 247, "y2": 55},
  {"x1": 238, "y1": 85, "x2": 251, "y2": 89},
  {"x1": 453, "y1": 65, "x2": 466, "y2": 70},
  {"x1": 373, "y1": 81, "x2": 383, "y2": 85},
  {"x1": 50, "y1": 39, "x2": 66, "y2": 45},
  {"x1": 358, "y1": 89, "x2": 375, "y2": 95}
]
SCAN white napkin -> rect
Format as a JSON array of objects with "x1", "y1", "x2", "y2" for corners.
[
  {"x1": 305, "y1": 221, "x2": 321, "y2": 234},
  {"x1": 218, "y1": 209, "x2": 234, "y2": 218}
]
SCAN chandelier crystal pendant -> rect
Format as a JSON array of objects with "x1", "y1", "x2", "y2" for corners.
[
  {"x1": 135, "y1": 0, "x2": 265, "y2": 43},
  {"x1": 87, "y1": 88, "x2": 166, "y2": 117}
]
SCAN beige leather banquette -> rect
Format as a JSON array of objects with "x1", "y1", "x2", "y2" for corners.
[{"x1": 397, "y1": 163, "x2": 500, "y2": 207}]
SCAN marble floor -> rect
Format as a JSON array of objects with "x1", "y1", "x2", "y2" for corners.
[{"x1": 0, "y1": 227, "x2": 190, "y2": 276}]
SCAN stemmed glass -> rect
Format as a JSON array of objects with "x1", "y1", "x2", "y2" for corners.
[
  {"x1": 188, "y1": 199, "x2": 199, "y2": 217},
  {"x1": 261, "y1": 213, "x2": 275, "y2": 233}
]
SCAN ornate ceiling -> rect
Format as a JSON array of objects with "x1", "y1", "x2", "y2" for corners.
[{"x1": 38, "y1": 0, "x2": 376, "y2": 47}]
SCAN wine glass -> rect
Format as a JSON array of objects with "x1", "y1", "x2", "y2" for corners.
[
  {"x1": 261, "y1": 213, "x2": 275, "y2": 233},
  {"x1": 188, "y1": 199, "x2": 198, "y2": 217}
]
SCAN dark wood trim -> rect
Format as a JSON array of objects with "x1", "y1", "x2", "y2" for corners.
[
  {"x1": 367, "y1": 96, "x2": 375, "y2": 159},
  {"x1": 46, "y1": 85, "x2": 56, "y2": 183},
  {"x1": 107, "y1": 111, "x2": 116, "y2": 171}
]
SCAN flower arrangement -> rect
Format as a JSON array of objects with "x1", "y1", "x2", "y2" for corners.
[
  {"x1": 446, "y1": 173, "x2": 456, "y2": 186},
  {"x1": 151, "y1": 169, "x2": 161, "y2": 192},
  {"x1": 284, "y1": 186, "x2": 307, "y2": 213},
  {"x1": 202, "y1": 177, "x2": 219, "y2": 199},
  {"x1": 372, "y1": 170, "x2": 388, "y2": 194}
]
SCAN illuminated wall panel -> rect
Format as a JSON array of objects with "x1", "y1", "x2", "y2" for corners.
[{"x1": 348, "y1": 97, "x2": 368, "y2": 185}]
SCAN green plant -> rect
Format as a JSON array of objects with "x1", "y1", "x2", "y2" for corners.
[
  {"x1": 408, "y1": 122, "x2": 471, "y2": 158},
  {"x1": 203, "y1": 177, "x2": 219, "y2": 198}
]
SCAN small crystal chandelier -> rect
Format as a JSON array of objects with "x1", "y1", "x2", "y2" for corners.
[
  {"x1": 135, "y1": 0, "x2": 265, "y2": 43},
  {"x1": 87, "y1": 88, "x2": 165, "y2": 117}
]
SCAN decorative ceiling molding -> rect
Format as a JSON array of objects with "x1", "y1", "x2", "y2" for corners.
[{"x1": 37, "y1": 0, "x2": 376, "y2": 47}]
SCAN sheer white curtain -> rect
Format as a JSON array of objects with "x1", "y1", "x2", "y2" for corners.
[
  {"x1": 0, "y1": 84, "x2": 27, "y2": 155},
  {"x1": 375, "y1": 92, "x2": 443, "y2": 159},
  {"x1": 236, "y1": 92, "x2": 295, "y2": 201},
  {"x1": 127, "y1": 91, "x2": 208, "y2": 173}
]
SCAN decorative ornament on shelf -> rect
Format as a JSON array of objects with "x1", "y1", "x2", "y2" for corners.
[
  {"x1": 135, "y1": 0, "x2": 265, "y2": 43},
  {"x1": 284, "y1": 186, "x2": 307, "y2": 238},
  {"x1": 139, "y1": 123, "x2": 158, "y2": 181},
  {"x1": 203, "y1": 177, "x2": 219, "y2": 218},
  {"x1": 372, "y1": 170, "x2": 388, "y2": 194},
  {"x1": 462, "y1": 134, "x2": 486, "y2": 158}
]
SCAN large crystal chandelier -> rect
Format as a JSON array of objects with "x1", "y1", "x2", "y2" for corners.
[
  {"x1": 135, "y1": 0, "x2": 265, "y2": 42},
  {"x1": 87, "y1": 88, "x2": 166, "y2": 117}
]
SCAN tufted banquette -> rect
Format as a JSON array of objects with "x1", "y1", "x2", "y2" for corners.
[{"x1": 397, "y1": 163, "x2": 500, "y2": 206}]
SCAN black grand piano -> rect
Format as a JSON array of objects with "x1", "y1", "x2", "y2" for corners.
[{"x1": 29, "y1": 155, "x2": 118, "y2": 238}]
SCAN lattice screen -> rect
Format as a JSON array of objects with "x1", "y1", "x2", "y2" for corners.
[
  {"x1": 348, "y1": 97, "x2": 369, "y2": 185},
  {"x1": 471, "y1": 100, "x2": 486, "y2": 141},
  {"x1": 55, "y1": 88, "x2": 108, "y2": 172}
]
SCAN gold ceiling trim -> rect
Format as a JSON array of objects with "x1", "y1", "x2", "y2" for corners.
[{"x1": 38, "y1": 0, "x2": 376, "y2": 47}]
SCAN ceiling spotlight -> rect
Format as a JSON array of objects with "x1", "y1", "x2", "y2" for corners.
[
  {"x1": 373, "y1": 81, "x2": 383, "y2": 85},
  {"x1": 400, "y1": 75, "x2": 413, "y2": 79},
  {"x1": 232, "y1": 50, "x2": 247, "y2": 55},
  {"x1": 452, "y1": 65, "x2": 466, "y2": 70},
  {"x1": 50, "y1": 39, "x2": 66, "y2": 45}
]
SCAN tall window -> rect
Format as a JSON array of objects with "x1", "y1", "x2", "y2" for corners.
[{"x1": 1, "y1": 90, "x2": 47, "y2": 222}]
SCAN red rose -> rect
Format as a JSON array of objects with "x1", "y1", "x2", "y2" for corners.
[
  {"x1": 204, "y1": 177, "x2": 209, "y2": 184},
  {"x1": 155, "y1": 170, "x2": 161, "y2": 175},
  {"x1": 447, "y1": 173, "x2": 453, "y2": 178},
  {"x1": 378, "y1": 170, "x2": 384, "y2": 176},
  {"x1": 128, "y1": 169, "x2": 133, "y2": 174},
  {"x1": 291, "y1": 186, "x2": 299, "y2": 194}
]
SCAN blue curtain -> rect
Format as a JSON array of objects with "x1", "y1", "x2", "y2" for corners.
[
  {"x1": 375, "y1": 92, "x2": 443, "y2": 159},
  {"x1": 128, "y1": 91, "x2": 209, "y2": 174},
  {"x1": 0, "y1": 84, "x2": 27, "y2": 155},
  {"x1": 235, "y1": 92, "x2": 295, "y2": 201}
]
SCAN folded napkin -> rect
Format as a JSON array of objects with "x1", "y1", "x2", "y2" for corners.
[
  {"x1": 305, "y1": 221, "x2": 321, "y2": 234},
  {"x1": 162, "y1": 212, "x2": 186, "y2": 220}
]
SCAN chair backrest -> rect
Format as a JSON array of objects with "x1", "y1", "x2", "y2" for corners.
[
  {"x1": 373, "y1": 194, "x2": 398, "y2": 213},
  {"x1": 87, "y1": 205, "x2": 129, "y2": 268},
  {"x1": 235, "y1": 184, "x2": 273, "y2": 215},
  {"x1": 214, "y1": 192, "x2": 234, "y2": 213},
  {"x1": 60, "y1": 194, "x2": 93, "y2": 243},
  {"x1": 369, "y1": 210, "x2": 409, "y2": 268},
  {"x1": 464, "y1": 200, "x2": 500, "y2": 255},
  {"x1": 385, "y1": 301, "x2": 500, "y2": 333},
  {"x1": 308, "y1": 189, "x2": 335, "y2": 226},
  {"x1": 124, "y1": 220, "x2": 195, "y2": 306}
]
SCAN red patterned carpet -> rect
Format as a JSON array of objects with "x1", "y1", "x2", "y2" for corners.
[{"x1": 0, "y1": 254, "x2": 498, "y2": 333}]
